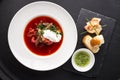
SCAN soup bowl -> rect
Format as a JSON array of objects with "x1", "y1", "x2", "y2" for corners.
[
  {"x1": 23, "y1": 15, "x2": 64, "y2": 58},
  {"x1": 71, "y1": 48, "x2": 95, "y2": 72},
  {"x1": 8, "y1": 1, "x2": 77, "y2": 71}
]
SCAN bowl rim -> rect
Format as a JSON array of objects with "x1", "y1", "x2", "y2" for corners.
[{"x1": 71, "y1": 48, "x2": 95, "y2": 72}]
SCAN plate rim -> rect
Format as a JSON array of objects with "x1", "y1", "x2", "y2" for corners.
[{"x1": 8, "y1": 1, "x2": 78, "y2": 71}]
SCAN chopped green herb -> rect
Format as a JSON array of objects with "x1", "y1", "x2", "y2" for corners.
[
  {"x1": 74, "y1": 51, "x2": 90, "y2": 67},
  {"x1": 37, "y1": 24, "x2": 45, "y2": 30},
  {"x1": 102, "y1": 25, "x2": 107, "y2": 28},
  {"x1": 80, "y1": 31, "x2": 87, "y2": 35},
  {"x1": 41, "y1": 30, "x2": 44, "y2": 35},
  {"x1": 50, "y1": 25, "x2": 56, "y2": 32},
  {"x1": 85, "y1": 18, "x2": 90, "y2": 22}
]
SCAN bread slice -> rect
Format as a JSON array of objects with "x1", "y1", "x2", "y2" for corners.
[
  {"x1": 82, "y1": 35, "x2": 100, "y2": 53},
  {"x1": 84, "y1": 25, "x2": 102, "y2": 34},
  {"x1": 84, "y1": 17, "x2": 102, "y2": 34}
]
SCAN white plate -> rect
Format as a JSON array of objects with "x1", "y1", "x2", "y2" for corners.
[{"x1": 8, "y1": 1, "x2": 77, "y2": 71}]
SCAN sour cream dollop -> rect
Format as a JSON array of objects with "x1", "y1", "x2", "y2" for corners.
[{"x1": 43, "y1": 30, "x2": 62, "y2": 42}]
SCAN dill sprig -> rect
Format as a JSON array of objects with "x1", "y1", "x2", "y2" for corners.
[
  {"x1": 102, "y1": 24, "x2": 107, "y2": 28},
  {"x1": 80, "y1": 31, "x2": 87, "y2": 35}
]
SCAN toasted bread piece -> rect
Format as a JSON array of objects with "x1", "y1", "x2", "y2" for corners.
[
  {"x1": 84, "y1": 24, "x2": 102, "y2": 34},
  {"x1": 91, "y1": 37, "x2": 101, "y2": 47},
  {"x1": 82, "y1": 35, "x2": 100, "y2": 53},
  {"x1": 91, "y1": 17, "x2": 101, "y2": 25},
  {"x1": 91, "y1": 35, "x2": 104, "y2": 47},
  {"x1": 84, "y1": 17, "x2": 102, "y2": 34}
]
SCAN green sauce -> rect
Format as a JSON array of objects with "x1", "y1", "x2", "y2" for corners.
[{"x1": 74, "y1": 51, "x2": 90, "y2": 67}]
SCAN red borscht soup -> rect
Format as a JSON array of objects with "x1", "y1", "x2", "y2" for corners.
[{"x1": 24, "y1": 16, "x2": 63, "y2": 56}]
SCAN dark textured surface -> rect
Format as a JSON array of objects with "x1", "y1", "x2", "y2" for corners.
[
  {"x1": 0, "y1": 0, "x2": 120, "y2": 80},
  {"x1": 63, "y1": 8, "x2": 116, "y2": 77}
]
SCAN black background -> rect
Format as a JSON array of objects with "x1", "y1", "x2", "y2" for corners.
[{"x1": 0, "y1": 0, "x2": 120, "y2": 80}]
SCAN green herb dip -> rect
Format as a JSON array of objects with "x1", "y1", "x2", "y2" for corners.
[{"x1": 74, "y1": 51, "x2": 90, "y2": 67}]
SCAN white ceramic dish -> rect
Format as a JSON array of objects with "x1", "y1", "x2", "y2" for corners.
[
  {"x1": 71, "y1": 48, "x2": 95, "y2": 72},
  {"x1": 8, "y1": 1, "x2": 77, "y2": 71}
]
